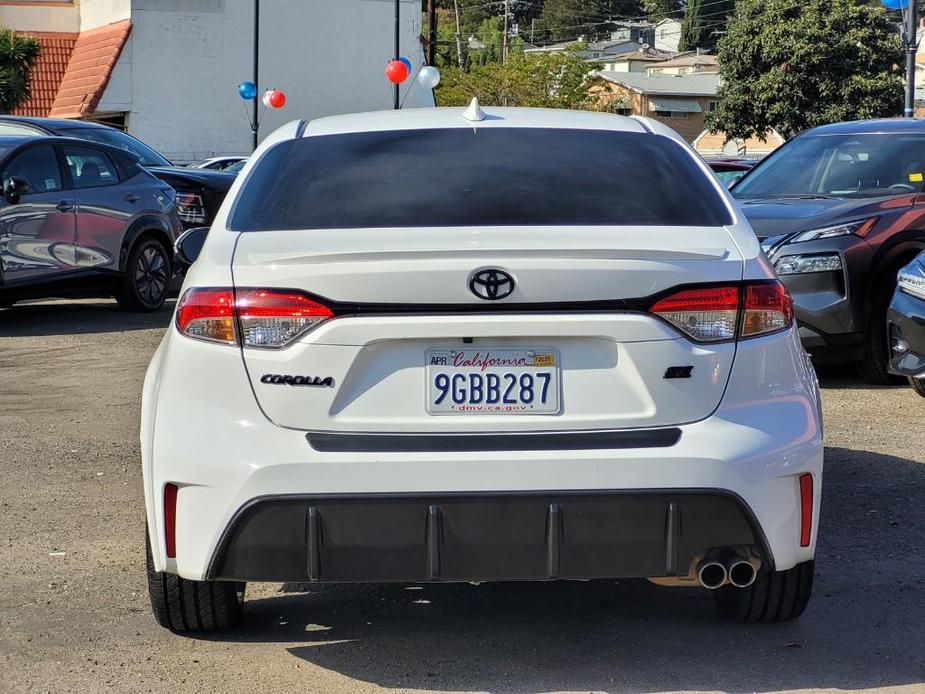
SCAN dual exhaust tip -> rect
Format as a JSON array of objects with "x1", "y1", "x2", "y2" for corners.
[{"x1": 697, "y1": 554, "x2": 758, "y2": 590}]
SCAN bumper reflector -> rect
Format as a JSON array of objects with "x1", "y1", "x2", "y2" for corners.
[
  {"x1": 799, "y1": 473, "x2": 813, "y2": 547},
  {"x1": 164, "y1": 483, "x2": 178, "y2": 558}
]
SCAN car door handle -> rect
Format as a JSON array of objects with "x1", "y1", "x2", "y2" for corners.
[
  {"x1": 55, "y1": 200, "x2": 74, "y2": 212},
  {"x1": 124, "y1": 194, "x2": 140, "y2": 203}
]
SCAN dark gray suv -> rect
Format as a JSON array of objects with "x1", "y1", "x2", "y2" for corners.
[{"x1": 0, "y1": 135, "x2": 183, "y2": 311}]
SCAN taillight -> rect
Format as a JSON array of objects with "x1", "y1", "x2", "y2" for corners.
[
  {"x1": 175, "y1": 287, "x2": 333, "y2": 348},
  {"x1": 650, "y1": 281, "x2": 793, "y2": 342},
  {"x1": 236, "y1": 289, "x2": 334, "y2": 347},
  {"x1": 175, "y1": 191, "x2": 207, "y2": 224},
  {"x1": 176, "y1": 288, "x2": 236, "y2": 344},
  {"x1": 650, "y1": 286, "x2": 739, "y2": 342},
  {"x1": 742, "y1": 282, "x2": 793, "y2": 338}
]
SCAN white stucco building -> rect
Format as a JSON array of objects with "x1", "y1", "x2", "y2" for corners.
[{"x1": 3, "y1": 0, "x2": 432, "y2": 161}]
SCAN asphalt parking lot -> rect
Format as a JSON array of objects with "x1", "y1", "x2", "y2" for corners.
[{"x1": 1, "y1": 298, "x2": 924, "y2": 694}]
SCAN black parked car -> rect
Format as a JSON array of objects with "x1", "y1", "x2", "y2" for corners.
[
  {"x1": 887, "y1": 250, "x2": 925, "y2": 397},
  {"x1": 0, "y1": 116, "x2": 234, "y2": 229},
  {"x1": 732, "y1": 119, "x2": 925, "y2": 383},
  {"x1": 0, "y1": 135, "x2": 183, "y2": 311}
]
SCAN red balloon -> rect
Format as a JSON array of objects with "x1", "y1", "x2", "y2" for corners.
[
  {"x1": 268, "y1": 90, "x2": 286, "y2": 109},
  {"x1": 385, "y1": 60, "x2": 409, "y2": 84}
]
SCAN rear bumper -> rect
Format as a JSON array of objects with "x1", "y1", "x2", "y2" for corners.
[
  {"x1": 143, "y1": 326, "x2": 824, "y2": 583},
  {"x1": 209, "y1": 490, "x2": 766, "y2": 583}
]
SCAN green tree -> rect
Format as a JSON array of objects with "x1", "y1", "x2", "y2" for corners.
[
  {"x1": 0, "y1": 27, "x2": 40, "y2": 113},
  {"x1": 679, "y1": 0, "x2": 734, "y2": 51},
  {"x1": 708, "y1": 0, "x2": 904, "y2": 140},
  {"x1": 534, "y1": 0, "x2": 642, "y2": 42},
  {"x1": 437, "y1": 51, "x2": 599, "y2": 108},
  {"x1": 643, "y1": 0, "x2": 682, "y2": 21}
]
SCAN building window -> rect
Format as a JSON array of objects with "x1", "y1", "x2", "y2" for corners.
[
  {"x1": 650, "y1": 68, "x2": 663, "y2": 74},
  {"x1": 708, "y1": 101, "x2": 719, "y2": 112},
  {"x1": 655, "y1": 110, "x2": 688, "y2": 119}
]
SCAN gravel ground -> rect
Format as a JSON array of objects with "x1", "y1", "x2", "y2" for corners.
[{"x1": 1, "y1": 299, "x2": 924, "y2": 694}]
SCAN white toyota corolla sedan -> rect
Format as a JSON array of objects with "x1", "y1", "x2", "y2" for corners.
[{"x1": 142, "y1": 104, "x2": 823, "y2": 631}]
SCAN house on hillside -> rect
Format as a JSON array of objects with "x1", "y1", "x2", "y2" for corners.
[
  {"x1": 693, "y1": 129, "x2": 786, "y2": 159},
  {"x1": 524, "y1": 21, "x2": 670, "y2": 61},
  {"x1": 646, "y1": 51, "x2": 718, "y2": 76},
  {"x1": 653, "y1": 18, "x2": 682, "y2": 53},
  {"x1": 586, "y1": 48, "x2": 674, "y2": 73},
  {"x1": 3, "y1": 0, "x2": 431, "y2": 162},
  {"x1": 589, "y1": 71, "x2": 721, "y2": 142}
]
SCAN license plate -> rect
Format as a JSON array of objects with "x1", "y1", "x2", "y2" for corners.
[{"x1": 426, "y1": 348, "x2": 560, "y2": 415}]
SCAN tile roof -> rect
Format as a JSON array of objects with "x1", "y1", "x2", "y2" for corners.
[
  {"x1": 50, "y1": 20, "x2": 132, "y2": 118},
  {"x1": 13, "y1": 32, "x2": 78, "y2": 117}
]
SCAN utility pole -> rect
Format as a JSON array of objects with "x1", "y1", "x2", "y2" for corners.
[
  {"x1": 502, "y1": 0, "x2": 510, "y2": 63},
  {"x1": 427, "y1": 0, "x2": 437, "y2": 65},
  {"x1": 904, "y1": 0, "x2": 918, "y2": 118},
  {"x1": 393, "y1": 0, "x2": 400, "y2": 109},
  {"x1": 252, "y1": 0, "x2": 259, "y2": 151},
  {"x1": 453, "y1": 0, "x2": 464, "y2": 69}
]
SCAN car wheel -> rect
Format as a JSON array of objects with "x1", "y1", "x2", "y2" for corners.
[
  {"x1": 116, "y1": 237, "x2": 171, "y2": 312},
  {"x1": 145, "y1": 528, "x2": 245, "y2": 632},
  {"x1": 713, "y1": 560, "x2": 814, "y2": 622},
  {"x1": 857, "y1": 281, "x2": 903, "y2": 385},
  {"x1": 910, "y1": 377, "x2": 925, "y2": 398}
]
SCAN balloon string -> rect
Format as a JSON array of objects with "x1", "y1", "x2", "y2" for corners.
[{"x1": 399, "y1": 65, "x2": 423, "y2": 109}]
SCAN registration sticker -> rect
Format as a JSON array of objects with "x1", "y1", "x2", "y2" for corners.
[{"x1": 910, "y1": 172, "x2": 923, "y2": 183}]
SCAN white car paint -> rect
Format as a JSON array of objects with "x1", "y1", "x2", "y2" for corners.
[{"x1": 142, "y1": 107, "x2": 823, "y2": 601}]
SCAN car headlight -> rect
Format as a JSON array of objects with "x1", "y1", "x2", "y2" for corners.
[
  {"x1": 788, "y1": 217, "x2": 878, "y2": 244},
  {"x1": 898, "y1": 262, "x2": 925, "y2": 300},
  {"x1": 775, "y1": 253, "x2": 843, "y2": 275}
]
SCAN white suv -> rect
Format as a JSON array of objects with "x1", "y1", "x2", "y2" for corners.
[{"x1": 142, "y1": 105, "x2": 823, "y2": 631}]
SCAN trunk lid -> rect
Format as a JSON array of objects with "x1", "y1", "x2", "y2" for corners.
[{"x1": 232, "y1": 226, "x2": 743, "y2": 433}]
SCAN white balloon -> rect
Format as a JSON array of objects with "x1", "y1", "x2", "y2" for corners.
[
  {"x1": 262, "y1": 90, "x2": 273, "y2": 107},
  {"x1": 417, "y1": 66, "x2": 441, "y2": 89}
]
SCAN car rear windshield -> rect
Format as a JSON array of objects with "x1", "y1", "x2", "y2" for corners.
[
  {"x1": 733, "y1": 133, "x2": 925, "y2": 199},
  {"x1": 229, "y1": 127, "x2": 732, "y2": 231}
]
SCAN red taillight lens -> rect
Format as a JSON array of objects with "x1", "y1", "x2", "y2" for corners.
[
  {"x1": 175, "y1": 287, "x2": 333, "y2": 348},
  {"x1": 176, "y1": 288, "x2": 236, "y2": 344},
  {"x1": 650, "y1": 281, "x2": 793, "y2": 342},
  {"x1": 164, "y1": 483, "x2": 178, "y2": 558},
  {"x1": 650, "y1": 286, "x2": 740, "y2": 342},
  {"x1": 742, "y1": 282, "x2": 793, "y2": 338},
  {"x1": 236, "y1": 289, "x2": 334, "y2": 348},
  {"x1": 799, "y1": 473, "x2": 813, "y2": 547}
]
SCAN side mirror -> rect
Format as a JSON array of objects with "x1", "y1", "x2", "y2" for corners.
[
  {"x1": 3, "y1": 175, "x2": 28, "y2": 204},
  {"x1": 175, "y1": 226, "x2": 209, "y2": 266}
]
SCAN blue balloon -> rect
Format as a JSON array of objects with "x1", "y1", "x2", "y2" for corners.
[
  {"x1": 399, "y1": 56, "x2": 412, "y2": 75},
  {"x1": 238, "y1": 81, "x2": 257, "y2": 100},
  {"x1": 882, "y1": 0, "x2": 909, "y2": 10}
]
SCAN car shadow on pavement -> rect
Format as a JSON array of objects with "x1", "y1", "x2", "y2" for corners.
[
  {"x1": 191, "y1": 445, "x2": 925, "y2": 693},
  {"x1": 0, "y1": 299, "x2": 174, "y2": 337}
]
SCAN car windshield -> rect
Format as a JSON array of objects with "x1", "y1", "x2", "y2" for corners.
[
  {"x1": 57, "y1": 127, "x2": 171, "y2": 167},
  {"x1": 733, "y1": 132, "x2": 925, "y2": 200},
  {"x1": 230, "y1": 128, "x2": 731, "y2": 231}
]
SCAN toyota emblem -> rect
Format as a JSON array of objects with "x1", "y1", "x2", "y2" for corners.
[{"x1": 469, "y1": 269, "x2": 515, "y2": 301}]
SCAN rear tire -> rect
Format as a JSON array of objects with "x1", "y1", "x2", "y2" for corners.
[
  {"x1": 714, "y1": 560, "x2": 814, "y2": 622},
  {"x1": 115, "y1": 237, "x2": 171, "y2": 312},
  {"x1": 910, "y1": 377, "x2": 925, "y2": 398},
  {"x1": 145, "y1": 528, "x2": 245, "y2": 632}
]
